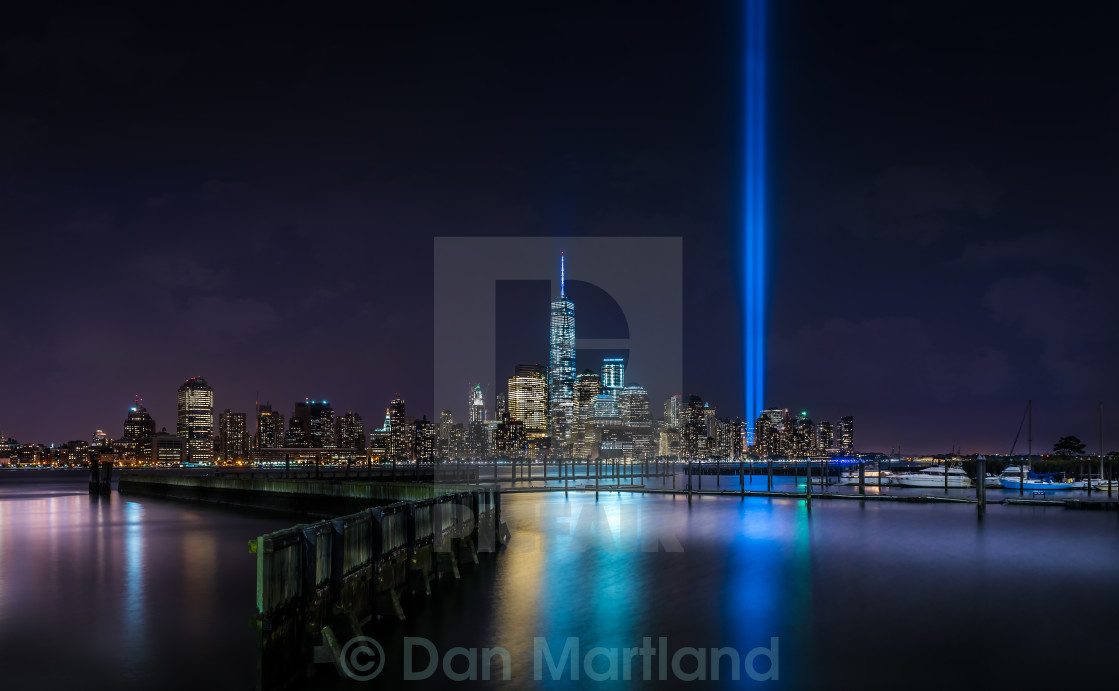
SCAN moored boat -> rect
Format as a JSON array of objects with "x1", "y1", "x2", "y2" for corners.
[
  {"x1": 893, "y1": 465, "x2": 973, "y2": 488},
  {"x1": 998, "y1": 468, "x2": 1076, "y2": 491}
]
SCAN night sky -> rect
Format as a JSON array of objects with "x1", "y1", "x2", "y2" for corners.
[{"x1": 2, "y1": 1, "x2": 1116, "y2": 454}]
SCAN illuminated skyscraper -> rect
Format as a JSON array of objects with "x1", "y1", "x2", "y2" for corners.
[
  {"x1": 123, "y1": 398, "x2": 155, "y2": 458},
  {"x1": 468, "y1": 384, "x2": 487, "y2": 424},
  {"x1": 838, "y1": 415, "x2": 855, "y2": 452},
  {"x1": 218, "y1": 409, "x2": 247, "y2": 460},
  {"x1": 548, "y1": 254, "x2": 576, "y2": 454},
  {"x1": 508, "y1": 364, "x2": 548, "y2": 437},
  {"x1": 573, "y1": 369, "x2": 602, "y2": 458},
  {"x1": 177, "y1": 376, "x2": 214, "y2": 463},
  {"x1": 388, "y1": 396, "x2": 408, "y2": 460},
  {"x1": 683, "y1": 395, "x2": 706, "y2": 458},
  {"x1": 336, "y1": 411, "x2": 365, "y2": 450},
  {"x1": 288, "y1": 400, "x2": 335, "y2": 448},
  {"x1": 619, "y1": 384, "x2": 652, "y2": 460},
  {"x1": 663, "y1": 394, "x2": 682, "y2": 429},
  {"x1": 602, "y1": 357, "x2": 625, "y2": 394},
  {"x1": 255, "y1": 403, "x2": 285, "y2": 449},
  {"x1": 817, "y1": 420, "x2": 834, "y2": 450}
]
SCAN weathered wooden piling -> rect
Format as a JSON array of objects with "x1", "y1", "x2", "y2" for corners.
[
  {"x1": 252, "y1": 486, "x2": 504, "y2": 691},
  {"x1": 858, "y1": 461, "x2": 865, "y2": 496},
  {"x1": 976, "y1": 456, "x2": 986, "y2": 517}
]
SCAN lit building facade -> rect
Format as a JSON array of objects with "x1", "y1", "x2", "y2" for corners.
[
  {"x1": 508, "y1": 364, "x2": 548, "y2": 436},
  {"x1": 256, "y1": 403, "x2": 285, "y2": 449},
  {"x1": 838, "y1": 415, "x2": 855, "y2": 452},
  {"x1": 336, "y1": 411, "x2": 365, "y2": 450},
  {"x1": 177, "y1": 376, "x2": 214, "y2": 463},
  {"x1": 548, "y1": 254, "x2": 576, "y2": 455},
  {"x1": 602, "y1": 357, "x2": 625, "y2": 395},
  {"x1": 218, "y1": 409, "x2": 247, "y2": 460},
  {"x1": 573, "y1": 369, "x2": 602, "y2": 458},
  {"x1": 389, "y1": 397, "x2": 408, "y2": 460},
  {"x1": 123, "y1": 401, "x2": 155, "y2": 458}
]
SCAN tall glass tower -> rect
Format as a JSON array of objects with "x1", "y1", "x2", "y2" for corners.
[
  {"x1": 548, "y1": 253, "x2": 576, "y2": 454},
  {"x1": 177, "y1": 376, "x2": 214, "y2": 463}
]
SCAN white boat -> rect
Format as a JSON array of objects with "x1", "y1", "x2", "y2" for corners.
[
  {"x1": 837, "y1": 469, "x2": 895, "y2": 486},
  {"x1": 809, "y1": 469, "x2": 895, "y2": 485},
  {"x1": 893, "y1": 465, "x2": 974, "y2": 488},
  {"x1": 983, "y1": 474, "x2": 1002, "y2": 488}
]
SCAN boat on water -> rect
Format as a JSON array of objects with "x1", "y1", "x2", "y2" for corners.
[
  {"x1": 838, "y1": 469, "x2": 895, "y2": 486},
  {"x1": 809, "y1": 469, "x2": 895, "y2": 485},
  {"x1": 998, "y1": 468, "x2": 1076, "y2": 491},
  {"x1": 893, "y1": 465, "x2": 974, "y2": 489}
]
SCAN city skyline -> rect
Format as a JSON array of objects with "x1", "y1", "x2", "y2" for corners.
[{"x1": 2, "y1": 1, "x2": 1117, "y2": 454}]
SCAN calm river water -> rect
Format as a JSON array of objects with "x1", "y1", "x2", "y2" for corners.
[{"x1": 2, "y1": 472, "x2": 1117, "y2": 690}]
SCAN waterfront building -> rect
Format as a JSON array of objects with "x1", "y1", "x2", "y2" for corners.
[
  {"x1": 619, "y1": 384, "x2": 653, "y2": 460},
  {"x1": 255, "y1": 403, "x2": 285, "y2": 449},
  {"x1": 573, "y1": 369, "x2": 602, "y2": 458},
  {"x1": 218, "y1": 409, "x2": 247, "y2": 460},
  {"x1": 838, "y1": 415, "x2": 855, "y2": 452},
  {"x1": 508, "y1": 364, "x2": 548, "y2": 436},
  {"x1": 151, "y1": 428, "x2": 185, "y2": 465},
  {"x1": 683, "y1": 395, "x2": 707, "y2": 458},
  {"x1": 388, "y1": 396, "x2": 408, "y2": 460},
  {"x1": 412, "y1": 416, "x2": 435, "y2": 462},
  {"x1": 177, "y1": 376, "x2": 214, "y2": 463},
  {"x1": 818, "y1": 420, "x2": 835, "y2": 450},
  {"x1": 123, "y1": 400, "x2": 155, "y2": 458},
  {"x1": 335, "y1": 411, "x2": 365, "y2": 450}
]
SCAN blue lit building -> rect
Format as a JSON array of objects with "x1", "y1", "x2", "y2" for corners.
[{"x1": 548, "y1": 253, "x2": 576, "y2": 454}]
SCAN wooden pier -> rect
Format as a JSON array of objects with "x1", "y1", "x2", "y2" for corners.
[{"x1": 251, "y1": 485, "x2": 505, "y2": 690}]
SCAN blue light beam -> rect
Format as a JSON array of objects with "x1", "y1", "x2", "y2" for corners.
[{"x1": 741, "y1": 0, "x2": 767, "y2": 444}]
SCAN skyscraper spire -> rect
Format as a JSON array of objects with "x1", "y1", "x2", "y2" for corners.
[{"x1": 549, "y1": 252, "x2": 575, "y2": 456}]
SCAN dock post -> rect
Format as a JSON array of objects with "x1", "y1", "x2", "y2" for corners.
[
  {"x1": 542, "y1": 457, "x2": 547, "y2": 489},
  {"x1": 944, "y1": 458, "x2": 948, "y2": 494},
  {"x1": 493, "y1": 490, "x2": 502, "y2": 547},
  {"x1": 1109, "y1": 458, "x2": 1114, "y2": 498},
  {"x1": 595, "y1": 459, "x2": 600, "y2": 500},
  {"x1": 285, "y1": 453, "x2": 290, "y2": 477},
  {"x1": 698, "y1": 463, "x2": 702, "y2": 490},
  {"x1": 859, "y1": 461, "x2": 865, "y2": 496},
  {"x1": 767, "y1": 457, "x2": 773, "y2": 491},
  {"x1": 88, "y1": 456, "x2": 100, "y2": 493},
  {"x1": 716, "y1": 458, "x2": 720, "y2": 487},
  {"x1": 806, "y1": 457, "x2": 812, "y2": 506},
  {"x1": 99, "y1": 460, "x2": 113, "y2": 495},
  {"x1": 740, "y1": 458, "x2": 745, "y2": 499},
  {"x1": 877, "y1": 457, "x2": 882, "y2": 489},
  {"x1": 672, "y1": 461, "x2": 676, "y2": 489},
  {"x1": 564, "y1": 459, "x2": 569, "y2": 496},
  {"x1": 687, "y1": 461, "x2": 692, "y2": 503},
  {"x1": 977, "y1": 456, "x2": 986, "y2": 518}
]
